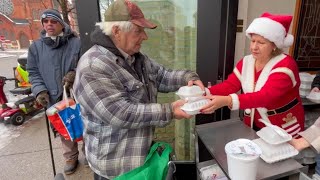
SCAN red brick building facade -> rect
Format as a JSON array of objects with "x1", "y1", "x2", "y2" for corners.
[{"x1": 0, "y1": 0, "x2": 54, "y2": 49}]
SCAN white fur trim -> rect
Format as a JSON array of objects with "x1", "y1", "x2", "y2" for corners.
[
  {"x1": 245, "y1": 109, "x2": 251, "y2": 114},
  {"x1": 241, "y1": 55, "x2": 255, "y2": 93},
  {"x1": 259, "y1": 108, "x2": 268, "y2": 114},
  {"x1": 257, "y1": 108, "x2": 271, "y2": 123},
  {"x1": 240, "y1": 54, "x2": 286, "y2": 125},
  {"x1": 230, "y1": 93, "x2": 240, "y2": 110},
  {"x1": 250, "y1": 108, "x2": 255, "y2": 128},
  {"x1": 270, "y1": 67, "x2": 297, "y2": 87},
  {"x1": 246, "y1": 17, "x2": 293, "y2": 48},
  {"x1": 233, "y1": 68, "x2": 242, "y2": 82},
  {"x1": 255, "y1": 54, "x2": 286, "y2": 91},
  {"x1": 284, "y1": 34, "x2": 294, "y2": 48}
]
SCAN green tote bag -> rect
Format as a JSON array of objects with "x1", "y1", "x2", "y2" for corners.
[{"x1": 113, "y1": 142, "x2": 173, "y2": 180}]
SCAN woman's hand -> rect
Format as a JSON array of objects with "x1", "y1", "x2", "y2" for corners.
[
  {"x1": 200, "y1": 95, "x2": 232, "y2": 114},
  {"x1": 288, "y1": 137, "x2": 310, "y2": 151}
]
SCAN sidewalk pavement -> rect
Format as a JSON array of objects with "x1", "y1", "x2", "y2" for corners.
[
  {"x1": 0, "y1": 112, "x2": 93, "y2": 180},
  {"x1": 1, "y1": 49, "x2": 28, "y2": 53},
  {"x1": 0, "y1": 49, "x2": 27, "y2": 58}
]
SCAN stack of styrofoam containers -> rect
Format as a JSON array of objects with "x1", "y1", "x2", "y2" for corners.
[
  {"x1": 253, "y1": 126, "x2": 299, "y2": 163},
  {"x1": 299, "y1": 72, "x2": 316, "y2": 97},
  {"x1": 294, "y1": 147, "x2": 317, "y2": 165},
  {"x1": 307, "y1": 91, "x2": 320, "y2": 102},
  {"x1": 313, "y1": 174, "x2": 320, "y2": 180},
  {"x1": 175, "y1": 86, "x2": 210, "y2": 115}
]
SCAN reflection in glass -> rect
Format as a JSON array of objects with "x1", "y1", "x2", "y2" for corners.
[
  {"x1": 99, "y1": 0, "x2": 114, "y2": 22},
  {"x1": 296, "y1": 0, "x2": 320, "y2": 68},
  {"x1": 98, "y1": 0, "x2": 197, "y2": 161}
]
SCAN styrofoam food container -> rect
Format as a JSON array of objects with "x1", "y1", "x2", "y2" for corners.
[
  {"x1": 299, "y1": 72, "x2": 315, "y2": 82},
  {"x1": 181, "y1": 99, "x2": 210, "y2": 115},
  {"x1": 307, "y1": 91, "x2": 320, "y2": 101},
  {"x1": 256, "y1": 126, "x2": 291, "y2": 145},
  {"x1": 225, "y1": 139, "x2": 261, "y2": 180},
  {"x1": 301, "y1": 157, "x2": 316, "y2": 164},
  {"x1": 299, "y1": 83, "x2": 311, "y2": 89},
  {"x1": 301, "y1": 147, "x2": 317, "y2": 158},
  {"x1": 176, "y1": 85, "x2": 204, "y2": 99},
  {"x1": 300, "y1": 89, "x2": 310, "y2": 97},
  {"x1": 253, "y1": 138, "x2": 298, "y2": 164}
]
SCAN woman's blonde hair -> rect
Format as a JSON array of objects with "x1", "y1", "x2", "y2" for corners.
[{"x1": 271, "y1": 46, "x2": 283, "y2": 57}]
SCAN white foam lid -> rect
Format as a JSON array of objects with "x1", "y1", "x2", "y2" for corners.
[
  {"x1": 181, "y1": 99, "x2": 210, "y2": 115},
  {"x1": 256, "y1": 126, "x2": 292, "y2": 145},
  {"x1": 225, "y1": 139, "x2": 262, "y2": 158},
  {"x1": 176, "y1": 85, "x2": 204, "y2": 98},
  {"x1": 253, "y1": 138, "x2": 298, "y2": 163},
  {"x1": 299, "y1": 72, "x2": 315, "y2": 82},
  {"x1": 307, "y1": 91, "x2": 320, "y2": 101}
]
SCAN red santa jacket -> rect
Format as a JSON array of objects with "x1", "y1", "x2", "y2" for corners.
[{"x1": 209, "y1": 54, "x2": 305, "y2": 138}]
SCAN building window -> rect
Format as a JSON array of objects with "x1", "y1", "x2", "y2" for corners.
[
  {"x1": 32, "y1": 9, "x2": 42, "y2": 20},
  {"x1": 9, "y1": 31, "x2": 14, "y2": 41},
  {"x1": 0, "y1": 0, "x2": 14, "y2": 15},
  {"x1": 3, "y1": 29, "x2": 8, "y2": 39}
]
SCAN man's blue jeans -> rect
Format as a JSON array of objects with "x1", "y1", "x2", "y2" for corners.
[{"x1": 316, "y1": 154, "x2": 320, "y2": 175}]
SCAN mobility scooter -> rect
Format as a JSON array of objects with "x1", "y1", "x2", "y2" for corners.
[{"x1": 0, "y1": 54, "x2": 41, "y2": 125}]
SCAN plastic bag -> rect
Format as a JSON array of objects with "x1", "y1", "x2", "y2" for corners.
[
  {"x1": 114, "y1": 142, "x2": 173, "y2": 180},
  {"x1": 46, "y1": 86, "x2": 83, "y2": 142}
]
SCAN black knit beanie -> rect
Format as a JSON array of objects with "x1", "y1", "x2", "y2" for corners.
[{"x1": 40, "y1": 9, "x2": 64, "y2": 27}]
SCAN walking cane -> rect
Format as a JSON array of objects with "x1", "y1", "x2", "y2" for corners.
[{"x1": 44, "y1": 107, "x2": 56, "y2": 177}]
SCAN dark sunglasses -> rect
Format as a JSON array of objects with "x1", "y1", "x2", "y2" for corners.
[{"x1": 43, "y1": 19, "x2": 58, "y2": 24}]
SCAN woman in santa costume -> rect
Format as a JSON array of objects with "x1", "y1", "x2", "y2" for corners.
[{"x1": 201, "y1": 12, "x2": 305, "y2": 138}]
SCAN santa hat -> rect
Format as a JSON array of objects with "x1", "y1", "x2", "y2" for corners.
[{"x1": 246, "y1": 12, "x2": 294, "y2": 49}]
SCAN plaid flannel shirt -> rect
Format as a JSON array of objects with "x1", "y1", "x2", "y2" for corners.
[{"x1": 73, "y1": 44, "x2": 199, "y2": 178}]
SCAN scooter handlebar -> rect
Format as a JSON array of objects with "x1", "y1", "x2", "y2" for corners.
[
  {"x1": 0, "y1": 76, "x2": 16, "y2": 82},
  {"x1": 6, "y1": 78, "x2": 16, "y2": 81}
]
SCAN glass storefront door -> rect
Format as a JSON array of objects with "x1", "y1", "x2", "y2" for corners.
[{"x1": 98, "y1": 0, "x2": 198, "y2": 160}]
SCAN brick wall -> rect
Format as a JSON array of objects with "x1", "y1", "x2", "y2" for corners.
[{"x1": 0, "y1": 0, "x2": 54, "y2": 49}]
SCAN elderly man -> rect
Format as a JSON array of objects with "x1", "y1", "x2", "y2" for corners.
[
  {"x1": 27, "y1": 9, "x2": 85, "y2": 175},
  {"x1": 73, "y1": 0, "x2": 204, "y2": 179}
]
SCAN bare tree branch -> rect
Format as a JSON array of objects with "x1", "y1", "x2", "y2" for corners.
[
  {"x1": 40, "y1": 0, "x2": 48, "y2": 8},
  {"x1": 67, "y1": 6, "x2": 75, "y2": 13},
  {"x1": 55, "y1": 0, "x2": 61, "y2": 6}
]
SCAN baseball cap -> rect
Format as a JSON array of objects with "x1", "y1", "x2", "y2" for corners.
[{"x1": 104, "y1": 0, "x2": 157, "y2": 29}]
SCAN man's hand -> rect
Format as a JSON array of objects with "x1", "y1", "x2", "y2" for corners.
[
  {"x1": 62, "y1": 71, "x2": 76, "y2": 90},
  {"x1": 311, "y1": 87, "x2": 320, "y2": 92},
  {"x1": 187, "y1": 80, "x2": 205, "y2": 91},
  {"x1": 36, "y1": 91, "x2": 49, "y2": 107},
  {"x1": 171, "y1": 99, "x2": 193, "y2": 119}
]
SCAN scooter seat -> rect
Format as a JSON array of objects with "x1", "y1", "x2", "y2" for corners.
[
  {"x1": 10, "y1": 87, "x2": 31, "y2": 95},
  {"x1": 14, "y1": 95, "x2": 35, "y2": 106}
]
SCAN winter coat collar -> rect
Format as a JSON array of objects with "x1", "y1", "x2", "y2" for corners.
[
  {"x1": 40, "y1": 24, "x2": 76, "y2": 49},
  {"x1": 90, "y1": 26, "x2": 123, "y2": 58}
]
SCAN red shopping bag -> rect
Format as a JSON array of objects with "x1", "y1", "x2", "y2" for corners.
[{"x1": 46, "y1": 86, "x2": 83, "y2": 142}]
